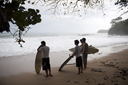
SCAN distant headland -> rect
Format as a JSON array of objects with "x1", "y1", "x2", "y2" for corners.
[
  {"x1": 97, "y1": 18, "x2": 128, "y2": 35},
  {"x1": 97, "y1": 29, "x2": 108, "y2": 33}
]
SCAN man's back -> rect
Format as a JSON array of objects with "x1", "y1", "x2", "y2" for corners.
[
  {"x1": 39, "y1": 46, "x2": 49, "y2": 58},
  {"x1": 74, "y1": 46, "x2": 81, "y2": 58}
]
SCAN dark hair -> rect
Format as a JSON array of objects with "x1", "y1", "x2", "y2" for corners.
[
  {"x1": 80, "y1": 39, "x2": 83, "y2": 43},
  {"x1": 82, "y1": 38, "x2": 86, "y2": 42},
  {"x1": 74, "y1": 40, "x2": 79, "y2": 45},
  {"x1": 41, "y1": 41, "x2": 46, "y2": 45}
]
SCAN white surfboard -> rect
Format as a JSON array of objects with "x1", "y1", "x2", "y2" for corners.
[
  {"x1": 69, "y1": 45, "x2": 99, "y2": 54},
  {"x1": 58, "y1": 46, "x2": 99, "y2": 71},
  {"x1": 35, "y1": 51, "x2": 42, "y2": 74}
]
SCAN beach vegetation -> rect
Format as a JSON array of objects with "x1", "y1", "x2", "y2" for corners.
[
  {"x1": 108, "y1": 0, "x2": 128, "y2": 35},
  {"x1": 0, "y1": 0, "x2": 41, "y2": 47},
  {"x1": 108, "y1": 19, "x2": 128, "y2": 35}
]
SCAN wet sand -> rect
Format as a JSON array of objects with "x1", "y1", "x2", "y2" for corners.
[{"x1": 0, "y1": 47, "x2": 128, "y2": 85}]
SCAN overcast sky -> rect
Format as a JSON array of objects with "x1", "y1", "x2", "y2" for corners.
[{"x1": 10, "y1": 0, "x2": 128, "y2": 34}]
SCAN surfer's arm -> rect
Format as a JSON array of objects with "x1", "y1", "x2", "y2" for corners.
[
  {"x1": 71, "y1": 53, "x2": 75, "y2": 57},
  {"x1": 71, "y1": 53, "x2": 75, "y2": 58},
  {"x1": 82, "y1": 44, "x2": 85, "y2": 54},
  {"x1": 37, "y1": 45, "x2": 42, "y2": 51},
  {"x1": 71, "y1": 48, "x2": 76, "y2": 57}
]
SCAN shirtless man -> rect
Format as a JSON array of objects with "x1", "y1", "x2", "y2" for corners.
[{"x1": 82, "y1": 38, "x2": 88, "y2": 69}]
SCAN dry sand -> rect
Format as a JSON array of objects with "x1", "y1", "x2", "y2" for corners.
[{"x1": 0, "y1": 48, "x2": 128, "y2": 85}]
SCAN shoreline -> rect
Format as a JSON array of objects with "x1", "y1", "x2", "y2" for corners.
[
  {"x1": 0, "y1": 44, "x2": 128, "y2": 85},
  {"x1": 0, "y1": 44, "x2": 128, "y2": 76},
  {"x1": 1, "y1": 43, "x2": 128, "y2": 58}
]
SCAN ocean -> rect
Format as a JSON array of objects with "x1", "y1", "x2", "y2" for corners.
[{"x1": 0, "y1": 33, "x2": 128, "y2": 57}]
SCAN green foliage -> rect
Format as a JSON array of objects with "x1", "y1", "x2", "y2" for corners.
[
  {"x1": 115, "y1": 0, "x2": 128, "y2": 16},
  {"x1": 108, "y1": 19, "x2": 128, "y2": 35},
  {"x1": 0, "y1": 0, "x2": 41, "y2": 47},
  {"x1": 0, "y1": 0, "x2": 41, "y2": 32},
  {"x1": 108, "y1": 0, "x2": 128, "y2": 35}
]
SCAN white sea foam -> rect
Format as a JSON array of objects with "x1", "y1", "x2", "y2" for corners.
[{"x1": 0, "y1": 33, "x2": 128, "y2": 57}]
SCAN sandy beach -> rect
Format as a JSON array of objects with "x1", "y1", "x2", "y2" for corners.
[{"x1": 0, "y1": 45, "x2": 128, "y2": 85}]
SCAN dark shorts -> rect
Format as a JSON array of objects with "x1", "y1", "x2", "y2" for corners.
[
  {"x1": 42, "y1": 58, "x2": 50, "y2": 70},
  {"x1": 76, "y1": 56, "x2": 83, "y2": 67},
  {"x1": 83, "y1": 53, "x2": 88, "y2": 63}
]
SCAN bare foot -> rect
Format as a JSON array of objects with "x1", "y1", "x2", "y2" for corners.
[
  {"x1": 45, "y1": 75, "x2": 48, "y2": 77},
  {"x1": 49, "y1": 75, "x2": 53, "y2": 77},
  {"x1": 77, "y1": 73, "x2": 80, "y2": 75}
]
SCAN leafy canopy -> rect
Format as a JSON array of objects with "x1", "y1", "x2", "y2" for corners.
[{"x1": 0, "y1": 0, "x2": 41, "y2": 47}]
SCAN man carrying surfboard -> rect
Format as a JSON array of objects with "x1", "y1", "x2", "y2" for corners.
[
  {"x1": 37, "y1": 41, "x2": 53, "y2": 77},
  {"x1": 82, "y1": 38, "x2": 88, "y2": 69},
  {"x1": 71, "y1": 40, "x2": 83, "y2": 75}
]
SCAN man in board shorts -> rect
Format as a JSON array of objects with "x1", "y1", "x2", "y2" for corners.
[
  {"x1": 37, "y1": 41, "x2": 53, "y2": 77},
  {"x1": 82, "y1": 38, "x2": 88, "y2": 69},
  {"x1": 71, "y1": 40, "x2": 83, "y2": 74}
]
